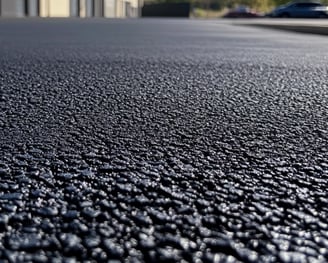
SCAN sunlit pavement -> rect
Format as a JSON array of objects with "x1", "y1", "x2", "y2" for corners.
[
  {"x1": 227, "y1": 18, "x2": 328, "y2": 26},
  {"x1": 0, "y1": 19, "x2": 327, "y2": 262},
  {"x1": 227, "y1": 18, "x2": 328, "y2": 35}
]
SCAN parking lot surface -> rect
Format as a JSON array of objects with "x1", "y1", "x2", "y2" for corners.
[{"x1": 0, "y1": 19, "x2": 327, "y2": 262}]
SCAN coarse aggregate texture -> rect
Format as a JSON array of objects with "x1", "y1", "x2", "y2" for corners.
[{"x1": 0, "y1": 18, "x2": 328, "y2": 262}]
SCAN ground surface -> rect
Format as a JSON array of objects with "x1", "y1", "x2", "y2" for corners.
[
  {"x1": 232, "y1": 18, "x2": 328, "y2": 36},
  {"x1": 0, "y1": 18, "x2": 327, "y2": 262}
]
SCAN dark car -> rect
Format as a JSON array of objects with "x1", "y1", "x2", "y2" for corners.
[
  {"x1": 223, "y1": 6, "x2": 262, "y2": 18},
  {"x1": 270, "y1": 1, "x2": 328, "y2": 18}
]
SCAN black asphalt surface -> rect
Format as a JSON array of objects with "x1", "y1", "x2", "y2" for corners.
[{"x1": 0, "y1": 18, "x2": 328, "y2": 262}]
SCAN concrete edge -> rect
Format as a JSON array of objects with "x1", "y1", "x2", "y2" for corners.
[{"x1": 242, "y1": 23, "x2": 328, "y2": 36}]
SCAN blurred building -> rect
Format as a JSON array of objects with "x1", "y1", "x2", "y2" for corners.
[{"x1": 0, "y1": 0, "x2": 142, "y2": 18}]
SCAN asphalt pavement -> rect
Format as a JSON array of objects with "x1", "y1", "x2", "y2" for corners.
[
  {"x1": 231, "y1": 18, "x2": 328, "y2": 36},
  {"x1": 0, "y1": 18, "x2": 328, "y2": 262}
]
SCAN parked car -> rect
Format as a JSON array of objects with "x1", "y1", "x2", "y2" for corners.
[
  {"x1": 269, "y1": 1, "x2": 328, "y2": 18},
  {"x1": 223, "y1": 6, "x2": 262, "y2": 18}
]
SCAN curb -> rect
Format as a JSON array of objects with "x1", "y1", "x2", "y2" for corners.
[{"x1": 244, "y1": 23, "x2": 328, "y2": 36}]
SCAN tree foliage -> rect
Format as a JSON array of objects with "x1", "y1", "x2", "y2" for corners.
[{"x1": 232, "y1": 0, "x2": 328, "y2": 11}]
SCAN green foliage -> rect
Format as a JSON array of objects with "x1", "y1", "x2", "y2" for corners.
[{"x1": 207, "y1": 0, "x2": 328, "y2": 11}]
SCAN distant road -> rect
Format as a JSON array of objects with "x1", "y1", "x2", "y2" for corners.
[
  {"x1": 0, "y1": 19, "x2": 327, "y2": 262},
  {"x1": 228, "y1": 18, "x2": 328, "y2": 35}
]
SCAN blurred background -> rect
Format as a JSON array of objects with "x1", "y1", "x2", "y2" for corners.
[
  {"x1": 0, "y1": 0, "x2": 142, "y2": 18},
  {"x1": 0, "y1": 0, "x2": 328, "y2": 18}
]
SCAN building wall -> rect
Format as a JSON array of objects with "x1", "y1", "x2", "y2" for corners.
[
  {"x1": 79, "y1": 0, "x2": 94, "y2": 17},
  {"x1": 130, "y1": 0, "x2": 139, "y2": 9},
  {"x1": 125, "y1": 0, "x2": 140, "y2": 17},
  {"x1": 86, "y1": 0, "x2": 93, "y2": 17},
  {"x1": 0, "y1": 0, "x2": 141, "y2": 18},
  {"x1": 79, "y1": 0, "x2": 86, "y2": 17},
  {"x1": 70, "y1": 0, "x2": 79, "y2": 17},
  {"x1": 94, "y1": 0, "x2": 104, "y2": 17},
  {"x1": 115, "y1": 0, "x2": 122, "y2": 18},
  {"x1": 50, "y1": 0, "x2": 70, "y2": 17},
  {"x1": 40, "y1": 0, "x2": 70, "y2": 17},
  {"x1": 28, "y1": 0, "x2": 39, "y2": 17},
  {"x1": 104, "y1": 0, "x2": 115, "y2": 18},
  {"x1": 1, "y1": 0, "x2": 25, "y2": 17}
]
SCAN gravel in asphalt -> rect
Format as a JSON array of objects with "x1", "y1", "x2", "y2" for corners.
[{"x1": 0, "y1": 18, "x2": 328, "y2": 262}]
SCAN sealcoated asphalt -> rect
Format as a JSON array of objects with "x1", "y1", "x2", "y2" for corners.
[{"x1": 0, "y1": 18, "x2": 327, "y2": 262}]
